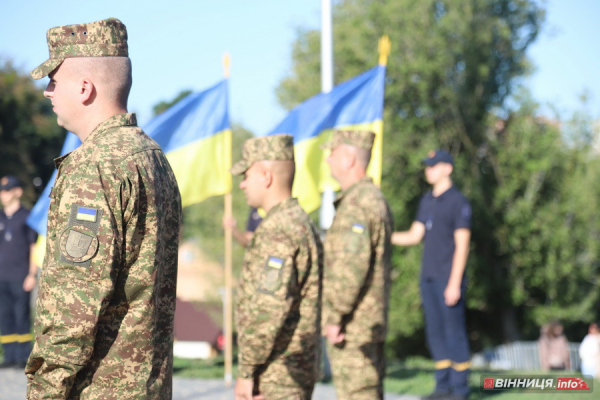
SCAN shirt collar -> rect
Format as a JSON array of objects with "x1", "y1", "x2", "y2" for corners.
[
  {"x1": 264, "y1": 197, "x2": 299, "y2": 220},
  {"x1": 430, "y1": 185, "x2": 455, "y2": 200},
  {"x1": 54, "y1": 113, "x2": 137, "y2": 169},
  {"x1": 334, "y1": 176, "x2": 373, "y2": 207},
  {"x1": 85, "y1": 113, "x2": 137, "y2": 144}
]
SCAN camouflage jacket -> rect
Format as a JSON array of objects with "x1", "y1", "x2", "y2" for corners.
[
  {"x1": 324, "y1": 177, "x2": 393, "y2": 343},
  {"x1": 236, "y1": 198, "x2": 323, "y2": 388},
  {"x1": 26, "y1": 114, "x2": 182, "y2": 399}
]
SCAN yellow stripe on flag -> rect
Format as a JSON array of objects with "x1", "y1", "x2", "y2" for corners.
[
  {"x1": 166, "y1": 129, "x2": 232, "y2": 208},
  {"x1": 33, "y1": 235, "x2": 46, "y2": 271}
]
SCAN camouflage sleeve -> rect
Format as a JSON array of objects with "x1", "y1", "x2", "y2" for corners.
[
  {"x1": 26, "y1": 164, "x2": 135, "y2": 398},
  {"x1": 237, "y1": 230, "x2": 302, "y2": 378},
  {"x1": 324, "y1": 206, "x2": 372, "y2": 326}
]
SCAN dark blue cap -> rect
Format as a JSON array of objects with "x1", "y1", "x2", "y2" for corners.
[
  {"x1": 422, "y1": 149, "x2": 453, "y2": 166},
  {"x1": 0, "y1": 175, "x2": 23, "y2": 191}
]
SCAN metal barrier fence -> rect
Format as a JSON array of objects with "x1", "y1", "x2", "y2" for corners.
[{"x1": 472, "y1": 341, "x2": 581, "y2": 372}]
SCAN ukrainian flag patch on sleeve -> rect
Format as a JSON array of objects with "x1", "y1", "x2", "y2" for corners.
[
  {"x1": 351, "y1": 223, "x2": 365, "y2": 234},
  {"x1": 267, "y1": 256, "x2": 284, "y2": 269},
  {"x1": 76, "y1": 207, "x2": 98, "y2": 222}
]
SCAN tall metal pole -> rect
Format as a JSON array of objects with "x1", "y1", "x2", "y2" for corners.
[
  {"x1": 223, "y1": 53, "x2": 234, "y2": 387},
  {"x1": 319, "y1": 0, "x2": 335, "y2": 382},
  {"x1": 319, "y1": 0, "x2": 336, "y2": 231},
  {"x1": 321, "y1": 0, "x2": 333, "y2": 93}
]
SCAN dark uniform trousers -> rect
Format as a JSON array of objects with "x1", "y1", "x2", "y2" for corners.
[
  {"x1": 0, "y1": 280, "x2": 32, "y2": 363},
  {"x1": 420, "y1": 278, "x2": 470, "y2": 397}
]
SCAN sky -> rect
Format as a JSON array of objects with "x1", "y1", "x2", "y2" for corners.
[
  {"x1": 526, "y1": 1, "x2": 600, "y2": 119},
  {"x1": 0, "y1": 0, "x2": 598, "y2": 135}
]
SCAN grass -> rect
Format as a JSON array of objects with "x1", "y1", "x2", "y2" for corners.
[
  {"x1": 173, "y1": 355, "x2": 229, "y2": 379},
  {"x1": 174, "y1": 356, "x2": 600, "y2": 399}
]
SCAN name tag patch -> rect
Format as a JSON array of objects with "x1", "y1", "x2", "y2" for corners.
[{"x1": 76, "y1": 207, "x2": 98, "y2": 222}]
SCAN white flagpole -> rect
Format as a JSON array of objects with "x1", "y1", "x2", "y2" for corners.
[
  {"x1": 319, "y1": 0, "x2": 336, "y2": 231},
  {"x1": 319, "y1": 0, "x2": 335, "y2": 383}
]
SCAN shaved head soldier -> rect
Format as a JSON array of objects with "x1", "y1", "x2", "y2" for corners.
[
  {"x1": 27, "y1": 18, "x2": 182, "y2": 398},
  {"x1": 322, "y1": 130, "x2": 393, "y2": 400},
  {"x1": 231, "y1": 134, "x2": 323, "y2": 400}
]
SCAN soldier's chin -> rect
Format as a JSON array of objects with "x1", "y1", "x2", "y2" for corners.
[{"x1": 245, "y1": 197, "x2": 258, "y2": 209}]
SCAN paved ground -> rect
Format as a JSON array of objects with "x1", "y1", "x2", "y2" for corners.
[{"x1": 0, "y1": 367, "x2": 419, "y2": 399}]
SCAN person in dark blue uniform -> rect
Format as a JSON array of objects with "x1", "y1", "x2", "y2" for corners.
[
  {"x1": 0, "y1": 176, "x2": 38, "y2": 369},
  {"x1": 392, "y1": 150, "x2": 472, "y2": 400}
]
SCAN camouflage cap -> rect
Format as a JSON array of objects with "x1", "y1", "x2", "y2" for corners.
[
  {"x1": 321, "y1": 129, "x2": 375, "y2": 151},
  {"x1": 230, "y1": 134, "x2": 295, "y2": 176},
  {"x1": 31, "y1": 18, "x2": 128, "y2": 80}
]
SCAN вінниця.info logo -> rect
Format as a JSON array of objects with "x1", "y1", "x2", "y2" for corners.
[{"x1": 481, "y1": 376, "x2": 593, "y2": 392}]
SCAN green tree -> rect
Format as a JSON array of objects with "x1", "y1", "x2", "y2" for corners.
[
  {"x1": 0, "y1": 60, "x2": 65, "y2": 206},
  {"x1": 487, "y1": 95, "x2": 600, "y2": 342},
  {"x1": 471, "y1": 94, "x2": 600, "y2": 344},
  {"x1": 276, "y1": 0, "x2": 563, "y2": 356},
  {"x1": 152, "y1": 89, "x2": 193, "y2": 116}
]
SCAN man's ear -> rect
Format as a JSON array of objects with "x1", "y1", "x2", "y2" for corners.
[
  {"x1": 80, "y1": 78, "x2": 96, "y2": 105},
  {"x1": 263, "y1": 169, "x2": 274, "y2": 189},
  {"x1": 342, "y1": 147, "x2": 355, "y2": 170},
  {"x1": 347, "y1": 151, "x2": 357, "y2": 170}
]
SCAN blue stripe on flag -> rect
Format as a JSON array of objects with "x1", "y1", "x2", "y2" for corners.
[
  {"x1": 145, "y1": 80, "x2": 230, "y2": 153},
  {"x1": 266, "y1": 66, "x2": 385, "y2": 142}
]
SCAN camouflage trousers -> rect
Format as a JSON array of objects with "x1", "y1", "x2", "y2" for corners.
[
  {"x1": 328, "y1": 341, "x2": 385, "y2": 400},
  {"x1": 254, "y1": 382, "x2": 314, "y2": 400}
]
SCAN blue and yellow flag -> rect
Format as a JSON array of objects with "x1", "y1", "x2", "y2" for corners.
[
  {"x1": 145, "y1": 80, "x2": 232, "y2": 207},
  {"x1": 266, "y1": 65, "x2": 386, "y2": 213},
  {"x1": 27, "y1": 79, "x2": 232, "y2": 249}
]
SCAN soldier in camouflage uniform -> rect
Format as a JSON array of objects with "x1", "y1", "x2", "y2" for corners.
[
  {"x1": 231, "y1": 135, "x2": 323, "y2": 400},
  {"x1": 322, "y1": 130, "x2": 393, "y2": 400},
  {"x1": 26, "y1": 18, "x2": 182, "y2": 399}
]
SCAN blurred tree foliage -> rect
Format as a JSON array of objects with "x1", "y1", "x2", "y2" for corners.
[
  {"x1": 153, "y1": 89, "x2": 193, "y2": 116},
  {"x1": 277, "y1": 0, "x2": 599, "y2": 357},
  {"x1": 0, "y1": 60, "x2": 65, "y2": 206},
  {"x1": 151, "y1": 91, "x2": 254, "y2": 275}
]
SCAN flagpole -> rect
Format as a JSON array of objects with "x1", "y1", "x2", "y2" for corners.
[
  {"x1": 320, "y1": 0, "x2": 333, "y2": 93},
  {"x1": 319, "y1": 0, "x2": 335, "y2": 231},
  {"x1": 223, "y1": 53, "x2": 234, "y2": 387},
  {"x1": 378, "y1": 35, "x2": 390, "y2": 67},
  {"x1": 373, "y1": 35, "x2": 390, "y2": 188}
]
